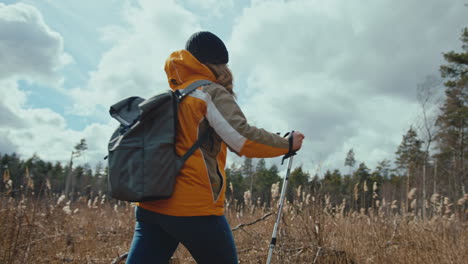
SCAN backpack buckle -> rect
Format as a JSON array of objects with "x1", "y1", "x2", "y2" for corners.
[{"x1": 174, "y1": 89, "x2": 183, "y2": 100}]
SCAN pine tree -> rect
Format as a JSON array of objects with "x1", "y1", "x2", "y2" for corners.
[
  {"x1": 1, "y1": 153, "x2": 24, "y2": 192},
  {"x1": 396, "y1": 128, "x2": 424, "y2": 172},
  {"x1": 225, "y1": 163, "x2": 244, "y2": 205},
  {"x1": 50, "y1": 162, "x2": 65, "y2": 193},
  {"x1": 436, "y1": 27, "x2": 467, "y2": 197},
  {"x1": 375, "y1": 159, "x2": 391, "y2": 179},
  {"x1": 254, "y1": 159, "x2": 281, "y2": 207},
  {"x1": 241, "y1": 157, "x2": 254, "y2": 195},
  {"x1": 287, "y1": 166, "x2": 309, "y2": 202},
  {"x1": 321, "y1": 169, "x2": 342, "y2": 205},
  {"x1": 65, "y1": 139, "x2": 88, "y2": 197},
  {"x1": 353, "y1": 162, "x2": 371, "y2": 211},
  {"x1": 395, "y1": 127, "x2": 424, "y2": 211},
  {"x1": 345, "y1": 148, "x2": 356, "y2": 175}
]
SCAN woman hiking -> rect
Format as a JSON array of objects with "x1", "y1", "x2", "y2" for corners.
[{"x1": 126, "y1": 31, "x2": 305, "y2": 264}]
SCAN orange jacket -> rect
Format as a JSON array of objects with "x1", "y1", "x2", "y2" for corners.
[{"x1": 138, "y1": 50, "x2": 290, "y2": 216}]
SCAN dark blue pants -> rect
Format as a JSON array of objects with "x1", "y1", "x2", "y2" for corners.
[{"x1": 126, "y1": 207, "x2": 238, "y2": 264}]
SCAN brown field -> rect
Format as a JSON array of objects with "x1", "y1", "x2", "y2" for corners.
[{"x1": 0, "y1": 193, "x2": 467, "y2": 264}]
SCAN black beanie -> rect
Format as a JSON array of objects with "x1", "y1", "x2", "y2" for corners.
[{"x1": 185, "y1": 31, "x2": 229, "y2": 64}]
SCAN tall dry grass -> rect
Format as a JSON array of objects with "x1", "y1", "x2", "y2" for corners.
[{"x1": 0, "y1": 189, "x2": 467, "y2": 264}]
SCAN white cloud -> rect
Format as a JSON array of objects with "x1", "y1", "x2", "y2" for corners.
[
  {"x1": 181, "y1": 0, "x2": 235, "y2": 17},
  {"x1": 228, "y1": 0, "x2": 467, "y2": 171},
  {"x1": 1, "y1": 0, "x2": 204, "y2": 165},
  {"x1": 0, "y1": 78, "x2": 116, "y2": 163},
  {"x1": 0, "y1": 0, "x2": 206, "y2": 167},
  {"x1": 1, "y1": 0, "x2": 466, "y2": 175},
  {"x1": 0, "y1": 2, "x2": 73, "y2": 85},
  {"x1": 0, "y1": 3, "x2": 114, "y2": 165},
  {"x1": 69, "y1": 0, "x2": 202, "y2": 116}
]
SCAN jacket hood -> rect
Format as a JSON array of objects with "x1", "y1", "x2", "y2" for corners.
[{"x1": 164, "y1": 50, "x2": 217, "y2": 90}]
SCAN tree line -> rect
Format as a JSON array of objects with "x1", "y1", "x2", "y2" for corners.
[{"x1": 1, "y1": 28, "x2": 466, "y2": 218}]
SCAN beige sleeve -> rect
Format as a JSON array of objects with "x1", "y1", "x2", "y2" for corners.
[{"x1": 200, "y1": 84, "x2": 290, "y2": 158}]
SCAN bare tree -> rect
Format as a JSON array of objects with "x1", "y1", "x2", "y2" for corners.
[{"x1": 415, "y1": 75, "x2": 442, "y2": 219}]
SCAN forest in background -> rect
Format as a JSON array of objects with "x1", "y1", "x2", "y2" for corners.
[{"x1": 1, "y1": 27, "x2": 466, "y2": 220}]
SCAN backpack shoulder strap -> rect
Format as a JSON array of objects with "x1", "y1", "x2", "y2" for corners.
[
  {"x1": 176, "y1": 80, "x2": 214, "y2": 161},
  {"x1": 181, "y1": 127, "x2": 212, "y2": 162},
  {"x1": 176, "y1": 80, "x2": 213, "y2": 100}
]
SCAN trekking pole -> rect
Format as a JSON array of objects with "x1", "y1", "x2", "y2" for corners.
[{"x1": 266, "y1": 154, "x2": 294, "y2": 264}]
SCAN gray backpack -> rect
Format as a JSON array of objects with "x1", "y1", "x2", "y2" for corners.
[{"x1": 107, "y1": 80, "x2": 212, "y2": 202}]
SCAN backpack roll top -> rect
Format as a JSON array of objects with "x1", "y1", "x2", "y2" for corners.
[{"x1": 109, "y1": 96, "x2": 145, "y2": 127}]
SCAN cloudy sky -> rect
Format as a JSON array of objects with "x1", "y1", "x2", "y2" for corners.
[{"x1": 0, "y1": 0, "x2": 466, "y2": 174}]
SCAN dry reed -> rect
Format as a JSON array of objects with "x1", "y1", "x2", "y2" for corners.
[{"x1": 0, "y1": 191, "x2": 466, "y2": 264}]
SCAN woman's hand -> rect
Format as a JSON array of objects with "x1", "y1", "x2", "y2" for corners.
[{"x1": 292, "y1": 131, "x2": 305, "y2": 151}]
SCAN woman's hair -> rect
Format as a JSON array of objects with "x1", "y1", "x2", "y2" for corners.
[{"x1": 206, "y1": 63, "x2": 234, "y2": 95}]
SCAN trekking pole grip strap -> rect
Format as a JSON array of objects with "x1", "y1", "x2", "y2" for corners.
[{"x1": 282, "y1": 130, "x2": 297, "y2": 164}]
